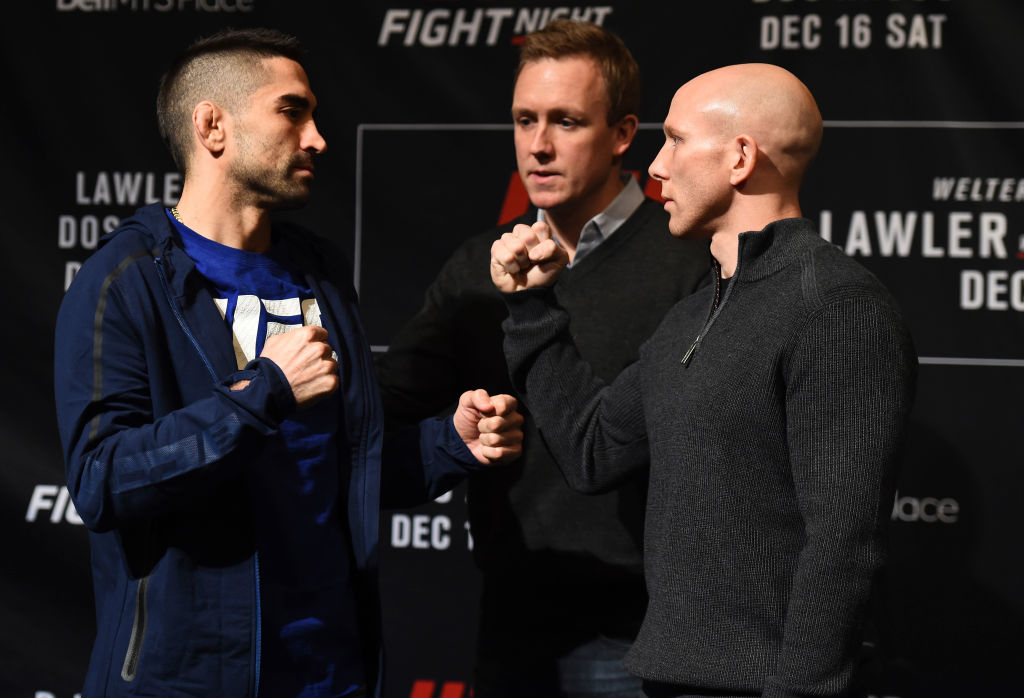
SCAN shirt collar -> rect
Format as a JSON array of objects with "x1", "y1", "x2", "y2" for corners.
[{"x1": 537, "y1": 174, "x2": 645, "y2": 265}]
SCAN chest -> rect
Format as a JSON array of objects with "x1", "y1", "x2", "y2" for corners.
[{"x1": 637, "y1": 280, "x2": 808, "y2": 479}]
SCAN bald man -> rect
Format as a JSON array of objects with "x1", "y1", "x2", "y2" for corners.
[{"x1": 490, "y1": 64, "x2": 917, "y2": 697}]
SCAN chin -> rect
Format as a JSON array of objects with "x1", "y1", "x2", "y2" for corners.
[
  {"x1": 524, "y1": 186, "x2": 563, "y2": 210},
  {"x1": 668, "y1": 217, "x2": 699, "y2": 239}
]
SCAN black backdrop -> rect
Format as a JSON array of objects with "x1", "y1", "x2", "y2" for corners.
[{"x1": 3, "y1": 2, "x2": 1023, "y2": 697}]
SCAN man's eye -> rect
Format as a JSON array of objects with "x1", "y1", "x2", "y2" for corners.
[
  {"x1": 559, "y1": 119, "x2": 576, "y2": 129},
  {"x1": 515, "y1": 117, "x2": 533, "y2": 127},
  {"x1": 670, "y1": 136, "x2": 682, "y2": 147}
]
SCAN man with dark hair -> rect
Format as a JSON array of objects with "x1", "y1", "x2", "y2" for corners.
[
  {"x1": 54, "y1": 27, "x2": 523, "y2": 698},
  {"x1": 156, "y1": 27, "x2": 306, "y2": 175},
  {"x1": 491, "y1": 63, "x2": 917, "y2": 698},
  {"x1": 375, "y1": 19, "x2": 708, "y2": 698}
]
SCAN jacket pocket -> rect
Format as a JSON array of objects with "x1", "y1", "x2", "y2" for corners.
[{"x1": 120, "y1": 575, "x2": 150, "y2": 681}]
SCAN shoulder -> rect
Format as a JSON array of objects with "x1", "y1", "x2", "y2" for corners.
[
  {"x1": 785, "y1": 233, "x2": 913, "y2": 356},
  {"x1": 57, "y1": 214, "x2": 168, "y2": 342},
  {"x1": 755, "y1": 218, "x2": 897, "y2": 311},
  {"x1": 803, "y1": 236, "x2": 899, "y2": 310},
  {"x1": 67, "y1": 206, "x2": 167, "y2": 296}
]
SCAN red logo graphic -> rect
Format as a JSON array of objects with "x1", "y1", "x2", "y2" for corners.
[{"x1": 410, "y1": 680, "x2": 472, "y2": 698}]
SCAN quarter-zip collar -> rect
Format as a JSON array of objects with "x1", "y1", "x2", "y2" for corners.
[
  {"x1": 682, "y1": 217, "x2": 817, "y2": 366},
  {"x1": 731, "y1": 216, "x2": 819, "y2": 283}
]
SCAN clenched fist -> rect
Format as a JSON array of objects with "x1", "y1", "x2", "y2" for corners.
[
  {"x1": 490, "y1": 221, "x2": 569, "y2": 293},
  {"x1": 453, "y1": 389, "x2": 524, "y2": 465},
  {"x1": 259, "y1": 325, "x2": 339, "y2": 408}
]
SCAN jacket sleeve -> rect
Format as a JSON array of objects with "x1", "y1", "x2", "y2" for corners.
[
  {"x1": 380, "y1": 415, "x2": 482, "y2": 509},
  {"x1": 765, "y1": 295, "x2": 917, "y2": 698},
  {"x1": 502, "y1": 288, "x2": 650, "y2": 494},
  {"x1": 54, "y1": 267, "x2": 297, "y2": 533}
]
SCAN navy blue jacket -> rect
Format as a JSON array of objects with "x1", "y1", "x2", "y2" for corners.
[{"x1": 54, "y1": 203, "x2": 476, "y2": 697}]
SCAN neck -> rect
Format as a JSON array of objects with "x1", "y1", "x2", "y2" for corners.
[
  {"x1": 174, "y1": 177, "x2": 273, "y2": 253},
  {"x1": 709, "y1": 200, "x2": 803, "y2": 278},
  {"x1": 710, "y1": 231, "x2": 740, "y2": 279}
]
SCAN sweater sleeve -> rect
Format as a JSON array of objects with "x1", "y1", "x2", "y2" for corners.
[
  {"x1": 55, "y1": 273, "x2": 297, "y2": 534},
  {"x1": 765, "y1": 294, "x2": 916, "y2": 697},
  {"x1": 502, "y1": 288, "x2": 650, "y2": 494}
]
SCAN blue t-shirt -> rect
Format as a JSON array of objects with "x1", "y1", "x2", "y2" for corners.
[{"x1": 168, "y1": 210, "x2": 365, "y2": 697}]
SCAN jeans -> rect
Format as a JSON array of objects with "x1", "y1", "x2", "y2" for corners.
[{"x1": 474, "y1": 634, "x2": 641, "y2": 698}]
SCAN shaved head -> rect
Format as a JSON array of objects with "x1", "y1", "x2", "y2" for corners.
[
  {"x1": 649, "y1": 63, "x2": 823, "y2": 246},
  {"x1": 156, "y1": 28, "x2": 306, "y2": 175},
  {"x1": 680, "y1": 63, "x2": 822, "y2": 187}
]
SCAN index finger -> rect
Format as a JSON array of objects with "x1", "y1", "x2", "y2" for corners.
[
  {"x1": 511, "y1": 222, "x2": 549, "y2": 250},
  {"x1": 461, "y1": 388, "x2": 495, "y2": 415},
  {"x1": 488, "y1": 394, "x2": 519, "y2": 416}
]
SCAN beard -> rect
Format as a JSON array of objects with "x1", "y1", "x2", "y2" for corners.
[{"x1": 230, "y1": 135, "x2": 314, "y2": 211}]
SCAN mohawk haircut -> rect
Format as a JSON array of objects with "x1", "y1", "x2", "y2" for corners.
[{"x1": 156, "y1": 27, "x2": 305, "y2": 173}]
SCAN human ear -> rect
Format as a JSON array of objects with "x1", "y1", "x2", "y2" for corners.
[
  {"x1": 193, "y1": 101, "x2": 227, "y2": 156},
  {"x1": 612, "y1": 114, "x2": 639, "y2": 157},
  {"x1": 729, "y1": 134, "x2": 757, "y2": 186}
]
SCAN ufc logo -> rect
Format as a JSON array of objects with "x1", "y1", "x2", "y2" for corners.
[{"x1": 409, "y1": 680, "x2": 471, "y2": 698}]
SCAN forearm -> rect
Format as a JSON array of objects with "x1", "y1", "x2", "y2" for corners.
[
  {"x1": 60, "y1": 358, "x2": 295, "y2": 532},
  {"x1": 502, "y1": 288, "x2": 649, "y2": 493},
  {"x1": 380, "y1": 415, "x2": 479, "y2": 509}
]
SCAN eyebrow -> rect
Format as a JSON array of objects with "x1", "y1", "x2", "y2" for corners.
[
  {"x1": 276, "y1": 94, "x2": 313, "y2": 110},
  {"x1": 511, "y1": 106, "x2": 584, "y2": 120}
]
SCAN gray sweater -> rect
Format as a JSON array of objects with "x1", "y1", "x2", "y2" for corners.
[
  {"x1": 377, "y1": 198, "x2": 710, "y2": 653},
  {"x1": 502, "y1": 217, "x2": 917, "y2": 697}
]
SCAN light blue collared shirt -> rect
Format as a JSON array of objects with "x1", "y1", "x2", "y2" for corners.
[{"x1": 538, "y1": 174, "x2": 645, "y2": 266}]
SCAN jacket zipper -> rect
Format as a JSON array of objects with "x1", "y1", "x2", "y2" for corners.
[
  {"x1": 682, "y1": 261, "x2": 735, "y2": 367},
  {"x1": 253, "y1": 553, "x2": 262, "y2": 698},
  {"x1": 153, "y1": 252, "x2": 218, "y2": 381},
  {"x1": 305, "y1": 273, "x2": 372, "y2": 564},
  {"x1": 120, "y1": 575, "x2": 150, "y2": 681}
]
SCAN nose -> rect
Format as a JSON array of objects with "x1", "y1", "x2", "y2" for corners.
[
  {"x1": 303, "y1": 119, "x2": 327, "y2": 154},
  {"x1": 530, "y1": 123, "x2": 553, "y2": 159},
  {"x1": 648, "y1": 142, "x2": 668, "y2": 182}
]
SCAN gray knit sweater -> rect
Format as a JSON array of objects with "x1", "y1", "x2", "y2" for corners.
[{"x1": 502, "y1": 217, "x2": 917, "y2": 697}]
